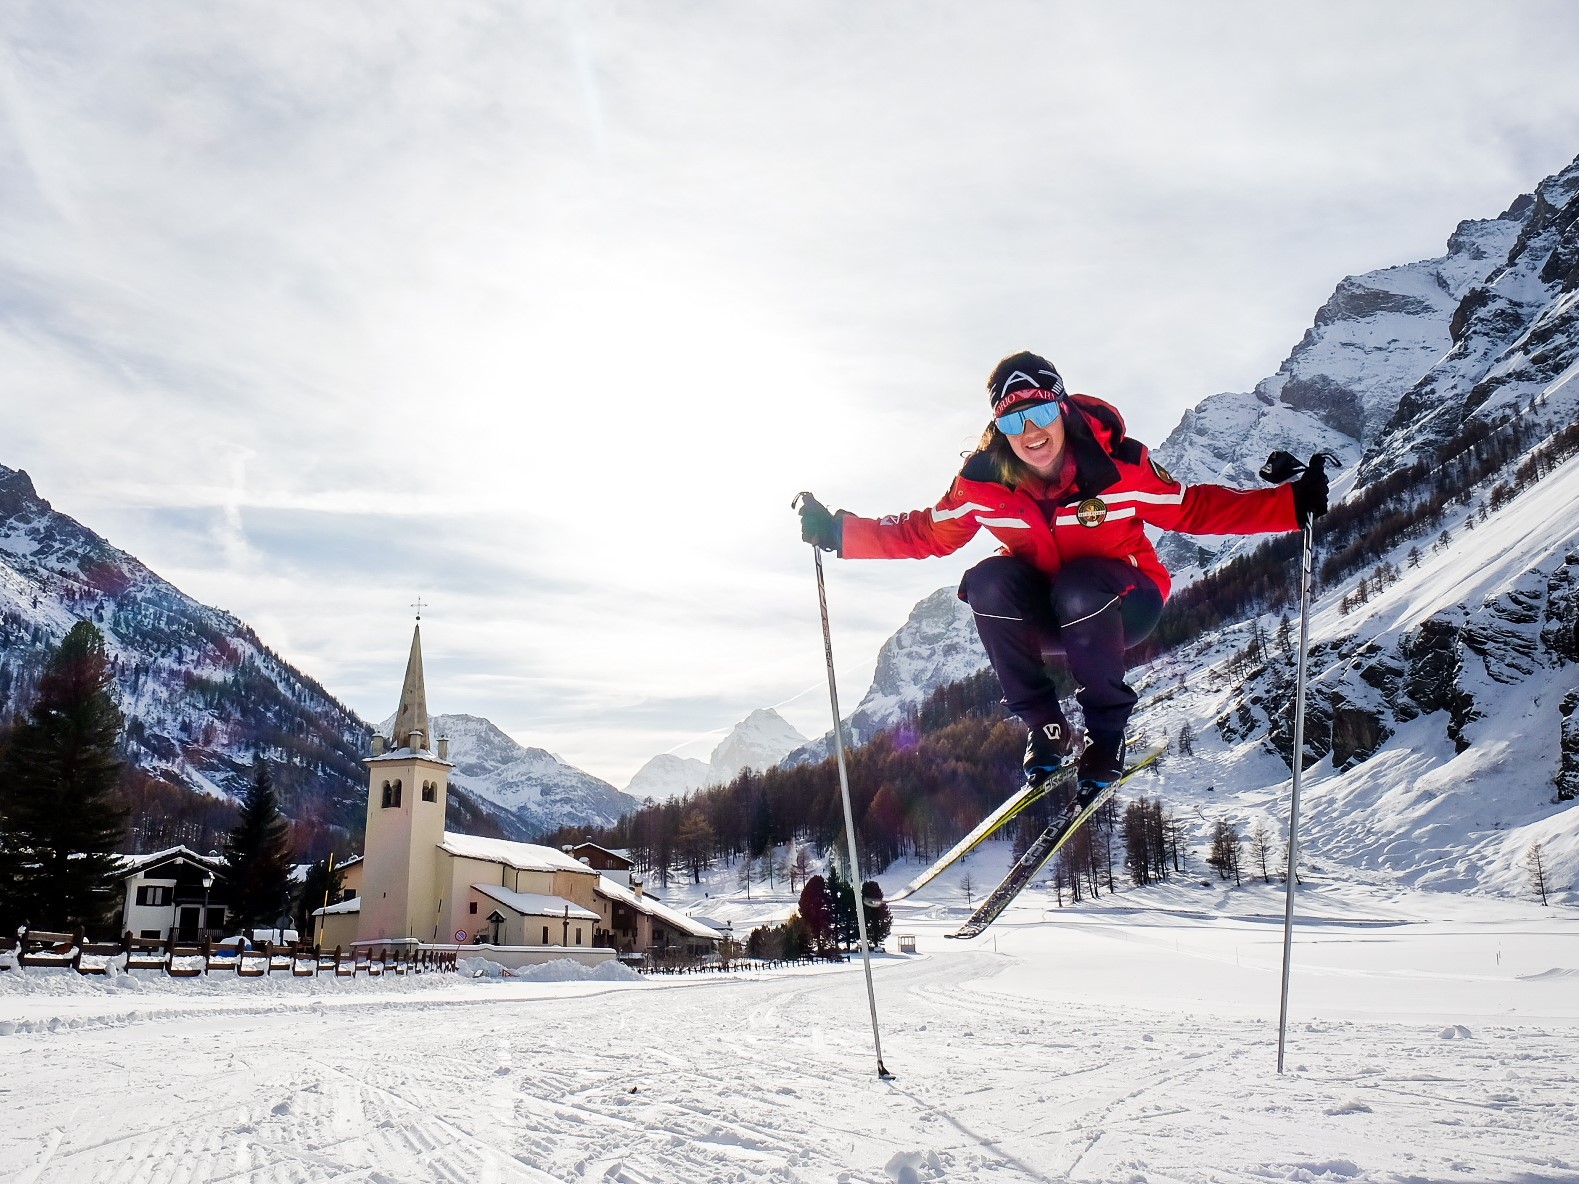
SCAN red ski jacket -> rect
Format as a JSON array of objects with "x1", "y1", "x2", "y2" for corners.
[{"x1": 839, "y1": 394, "x2": 1298, "y2": 601}]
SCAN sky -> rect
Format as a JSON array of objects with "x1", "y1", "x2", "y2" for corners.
[{"x1": 3, "y1": 1, "x2": 1579, "y2": 787}]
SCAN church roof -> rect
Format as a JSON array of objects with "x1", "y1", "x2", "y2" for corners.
[
  {"x1": 389, "y1": 623, "x2": 430, "y2": 745},
  {"x1": 439, "y1": 832, "x2": 594, "y2": 875},
  {"x1": 472, "y1": 883, "x2": 600, "y2": 921}
]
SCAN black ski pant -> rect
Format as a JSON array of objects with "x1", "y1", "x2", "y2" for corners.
[{"x1": 958, "y1": 554, "x2": 1164, "y2": 738}]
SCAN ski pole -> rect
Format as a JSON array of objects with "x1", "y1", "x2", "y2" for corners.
[
  {"x1": 1259, "y1": 452, "x2": 1331, "y2": 1074},
  {"x1": 792, "y1": 492, "x2": 893, "y2": 1081}
]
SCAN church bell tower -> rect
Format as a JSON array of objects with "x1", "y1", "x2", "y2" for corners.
[{"x1": 358, "y1": 621, "x2": 453, "y2": 942}]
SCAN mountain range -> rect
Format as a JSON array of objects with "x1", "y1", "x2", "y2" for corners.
[{"x1": 624, "y1": 708, "x2": 807, "y2": 801}]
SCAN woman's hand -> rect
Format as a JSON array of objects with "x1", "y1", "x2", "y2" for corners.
[{"x1": 796, "y1": 494, "x2": 842, "y2": 552}]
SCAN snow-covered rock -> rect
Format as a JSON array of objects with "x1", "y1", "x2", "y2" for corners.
[
  {"x1": 623, "y1": 752, "x2": 713, "y2": 801},
  {"x1": 706, "y1": 708, "x2": 805, "y2": 781}
]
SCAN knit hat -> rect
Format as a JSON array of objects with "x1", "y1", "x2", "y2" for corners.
[{"x1": 987, "y1": 351, "x2": 1066, "y2": 415}]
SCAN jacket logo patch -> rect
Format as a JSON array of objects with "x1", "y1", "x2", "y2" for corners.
[
  {"x1": 1076, "y1": 498, "x2": 1108, "y2": 527},
  {"x1": 1150, "y1": 459, "x2": 1178, "y2": 487}
]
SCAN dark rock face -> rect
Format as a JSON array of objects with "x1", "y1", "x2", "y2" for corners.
[
  {"x1": 1463, "y1": 584, "x2": 1544, "y2": 683},
  {"x1": 0, "y1": 467, "x2": 45, "y2": 519},
  {"x1": 1313, "y1": 278, "x2": 1438, "y2": 328},
  {"x1": 1400, "y1": 617, "x2": 1480, "y2": 752},
  {"x1": 1331, "y1": 696, "x2": 1393, "y2": 771},
  {"x1": 1542, "y1": 553, "x2": 1579, "y2": 663},
  {"x1": 1279, "y1": 374, "x2": 1366, "y2": 438},
  {"x1": 1558, "y1": 690, "x2": 1579, "y2": 802}
]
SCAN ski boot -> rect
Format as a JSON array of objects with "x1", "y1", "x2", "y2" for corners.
[
  {"x1": 1076, "y1": 729, "x2": 1127, "y2": 803},
  {"x1": 1023, "y1": 716, "x2": 1076, "y2": 784}
]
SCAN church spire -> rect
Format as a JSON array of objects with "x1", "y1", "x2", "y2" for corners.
[{"x1": 390, "y1": 623, "x2": 430, "y2": 751}]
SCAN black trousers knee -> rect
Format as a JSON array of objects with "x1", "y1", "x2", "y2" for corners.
[{"x1": 958, "y1": 554, "x2": 1164, "y2": 736}]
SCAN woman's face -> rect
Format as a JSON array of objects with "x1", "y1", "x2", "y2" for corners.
[{"x1": 1006, "y1": 410, "x2": 1066, "y2": 477}]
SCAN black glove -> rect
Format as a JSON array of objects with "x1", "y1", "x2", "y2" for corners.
[
  {"x1": 797, "y1": 494, "x2": 842, "y2": 552},
  {"x1": 1291, "y1": 460, "x2": 1330, "y2": 523}
]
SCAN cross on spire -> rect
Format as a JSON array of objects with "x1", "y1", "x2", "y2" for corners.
[{"x1": 412, "y1": 596, "x2": 426, "y2": 621}]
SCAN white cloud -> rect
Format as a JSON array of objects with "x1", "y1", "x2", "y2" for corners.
[{"x1": 3, "y1": 1, "x2": 1578, "y2": 782}]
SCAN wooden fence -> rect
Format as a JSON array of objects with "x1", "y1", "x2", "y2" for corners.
[{"x1": 3, "y1": 927, "x2": 458, "y2": 979}]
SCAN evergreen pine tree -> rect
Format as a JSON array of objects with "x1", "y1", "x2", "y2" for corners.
[
  {"x1": 798, "y1": 873, "x2": 832, "y2": 951},
  {"x1": 861, "y1": 880, "x2": 892, "y2": 949},
  {"x1": 223, "y1": 754, "x2": 294, "y2": 932},
  {"x1": 0, "y1": 621, "x2": 127, "y2": 932},
  {"x1": 824, "y1": 863, "x2": 859, "y2": 950}
]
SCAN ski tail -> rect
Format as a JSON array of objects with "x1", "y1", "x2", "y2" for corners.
[
  {"x1": 946, "y1": 746, "x2": 1166, "y2": 939},
  {"x1": 886, "y1": 767, "x2": 1074, "y2": 902}
]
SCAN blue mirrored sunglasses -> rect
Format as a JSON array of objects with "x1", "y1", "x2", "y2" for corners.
[{"x1": 995, "y1": 401, "x2": 1061, "y2": 435}]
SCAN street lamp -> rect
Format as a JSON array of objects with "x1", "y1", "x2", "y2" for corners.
[{"x1": 201, "y1": 872, "x2": 214, "y2": 941}]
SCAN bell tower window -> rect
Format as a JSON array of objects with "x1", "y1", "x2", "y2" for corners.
[
  {"x1": 421, "y1": 780, "x2": 436, "y2": 802},
  {"x1": 381, "y1": 779, "x2": 403, "y2": 808}
]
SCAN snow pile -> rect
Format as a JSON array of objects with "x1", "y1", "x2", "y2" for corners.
[{"x1": 458, "y1": 956, "x2": 643, "y2": 983}]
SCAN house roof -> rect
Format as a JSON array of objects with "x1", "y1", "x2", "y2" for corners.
[
  {"x1": 595, "y1": 875, "x2": 719, "y2": 942},
  {"x1": 312, "y1": 899, "x2": 362, "y2": 917},
  {"x1": 116, "y1": 846, "x2": 226, "y2": 878},
  {"x1": 569, "y1": 841, "x2": 633, "y2": 868},
  {"x1": 472, "y1": 883, "x2": 600, "y2": 921},
  {"x1": 439, "y1": 832, "x2": 595, "y2": 875}
]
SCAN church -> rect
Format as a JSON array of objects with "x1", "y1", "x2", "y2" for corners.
[{"x1": 315, "y1": 624, "x2": 719, "y2": 964}]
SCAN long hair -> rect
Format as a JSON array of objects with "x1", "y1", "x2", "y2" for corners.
[{"x1": 971, "y1": 421, "x2": 1034, "y2": 486}]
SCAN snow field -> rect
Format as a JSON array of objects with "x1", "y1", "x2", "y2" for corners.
[{"x1": 4, "y1": 869, "x2": 1576, "y2": 1184}]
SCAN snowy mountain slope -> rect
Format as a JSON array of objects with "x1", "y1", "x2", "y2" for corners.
[
  {"x1": 625, "y1": 708, "x2": 806, "y2": 800},
  {"x1": 0, "y1": 463, "x2": 369, "y2": 830},
  {"x1": 1153, "y1": 153, "x2": 1579, "y2": 571},
  {"x1": 1367, "y1": 160, "x2": 1579, "y2": 479},
  {"x1": 1119, "y1": 447, "x2": 1579, "y2": 903},
  {"x1": 383, "y1": 712, "x2": 638, "y2": 836}
]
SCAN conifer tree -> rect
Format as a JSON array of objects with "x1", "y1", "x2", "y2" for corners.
[
  {"x1": 0, "y1": 621, "x2": 127, "y2": 932},
  {"x1": 223, "y1": 754, "x2": 294, "y2": 932},
  {"x1": 798, "y1": 873, "x2": 832, "y2": 951},
  {"x1": 825, "y1": 863, "x2": 859, "y2": 949},
  {"x1": 861, "y1": 880, "x2": 892, "y2": 949}
]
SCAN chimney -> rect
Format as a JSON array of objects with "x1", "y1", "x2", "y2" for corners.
[
  {"x1": 408, "y1": 730, "x2": 424, "y2": 752},
  {"x1": 631, "y1": 875, "x2": 644, "y2": 898},
  {"x1": 437, "y1": 736, "x2": 449, "y2": 761},
  {"x1": 371, "y1": 734, "x2": 386, "y2": 756}
]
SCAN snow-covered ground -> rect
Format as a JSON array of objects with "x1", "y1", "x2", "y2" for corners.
[{"x1": 5, "y1": 860, "x2": 1576, "y2": 1183}]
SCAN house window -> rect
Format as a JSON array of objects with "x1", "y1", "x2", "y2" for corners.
[
  {"x1": 421, "y1": 781, "x2": 436, "y2": 802},
  {"x1": 136, "y1": 885, "x2": 172, "y2": 907},
  {"x1": 469, "y1": 901, "x2": 477, "y2": 915},
  {"x1": 542, "y1": 926, "x2": 549, "y2": 945},
  {"x1": 575, "y1": 928, "x2": 582, "y2": 946},
  {"x1": 139, "y1": 930, "x2": 161, "y2": 939}
]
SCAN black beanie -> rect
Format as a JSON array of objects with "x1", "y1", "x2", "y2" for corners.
[{"x1": 988, "y1": 351, "x2": 1066, "y2": 414}]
